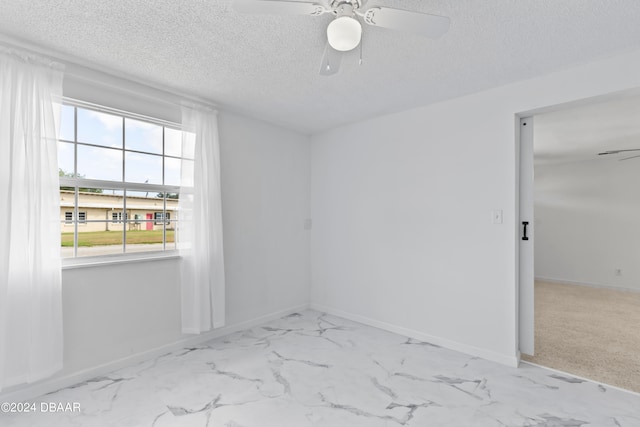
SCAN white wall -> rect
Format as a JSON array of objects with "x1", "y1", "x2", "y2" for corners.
[
  {"x1": 218, "y1": 111, "x2": 311, "y2": 324},
  {"x1": 61, "y1": 259, "x2": 182, "y2": 375},
  {"x1": 535, "y1": 158, "x2": 640, "y2": 291},
  {"x1": 310, "y1": 48, "x2": 640, "y2": 365},
  {"x1": 2, "y1": 110, "x2": 311, "y2": 398}
]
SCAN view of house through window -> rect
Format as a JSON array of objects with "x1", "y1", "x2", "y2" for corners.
[{"x1": 58, "y1": 102, "x2": 192, "y2": 259}]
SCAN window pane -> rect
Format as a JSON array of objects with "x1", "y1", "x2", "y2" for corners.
[
  {"x1": 166, "y1": 191, "x2": 179, "y2": 212},
  {"x1": 61, "y1": 221, "x2": 74, "y2": 259},
  {"x1": 125, "y1": 222, "x2": 165, "y2": 254},
  {"x1": 126, "y1": 190, "x2": 161, "y2": 199},
  {"x1": 78, "y1": 187, "x2": 124, "y2": 228},
  {"x1": 126, "y1": 190, "x2": 164, "y2": 206},
  {"x1": 124, "y1": 191, "x2": 170, "y2": 253},
  {"x1": 125, "y1": 151, "x2": 162, "y2": 184},
  {"x1": 164, "y1": 157, "x2": 181, "y2": 186},
  {"x1": 164, "y1": 127, "x2": 182, "y2": 157},
  {"x1": 59, "y1": 105, "x2": 75, "y2": 142},
  {"x1": 77, "y1": 108, "x2": 122, "y2": 148},
  {"x1": 166, "y1": 221, "x2": 177, "y2": 250},
  {"x1": 59, "y1": 186, "x2": 75, "y2": 216},
  {"x1": 58, "y1": 141, "x2": 75, "y2": 178},
  {"x1": 125, "y1": 118, "x2": 162, "y2": 154},
  {"x1": 76, "y1": 223, "x2": 123, "y2": 257},
  {"x1": 77, "y1": 145, "x2": 122, "y2": 181},
  {"x1": 60, "y1": 185, "x2": 76, "y2": 259},
  {"x1": 125, "y1": 189, "x2": 164, "y2": 231},
  {"x1": 165, "y1": 195, "x2": 178, "y2": 251}
]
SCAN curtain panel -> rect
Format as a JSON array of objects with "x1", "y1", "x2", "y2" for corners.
[
  {"x1": 178, "y1": 105, "x2": 225, "y2": 334},
  {"x1": 0, "y1": 47, "x2": 64, "y2": 390}
]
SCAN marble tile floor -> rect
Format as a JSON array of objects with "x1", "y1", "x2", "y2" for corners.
[{"x1": 3, "y1": 310, "x2": 640, "y2": 427}]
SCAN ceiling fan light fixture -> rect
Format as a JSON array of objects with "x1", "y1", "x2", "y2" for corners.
[{"x1": 327, "y1": 16, "x2": 362, "y2": 51}]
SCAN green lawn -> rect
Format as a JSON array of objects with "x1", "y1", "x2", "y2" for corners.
[{"x1": 61, "y1": 230, "x2": 175, "y2": 247}]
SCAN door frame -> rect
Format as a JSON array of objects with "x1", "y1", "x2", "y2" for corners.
[
  {"x1": 518, "y1": 116, "x2": 535, "y2": 357},
  {"x1": 513, "y1": 88, "x2": 640, "y2": 365}
]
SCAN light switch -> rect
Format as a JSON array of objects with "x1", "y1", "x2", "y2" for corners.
[
  {"x1": 304, "y1": 218, "x2": 313, "y2": 230},
  {"x1": 492, "y1": 209, "x2": 503, "y2": 224}
]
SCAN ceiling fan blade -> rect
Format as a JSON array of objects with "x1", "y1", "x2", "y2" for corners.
[
  {"x1": 361, "y1": 6, "x2": 450, "y2": 38},
  {"x1": 319, "y1": 44, "x2": 342, "y2": 76},
  {"x1": 620, "y1": 154, "x2": 640, "y2": 161},
  {"x1": 234, "y1": 0, "x2": 328, "y2": 16},
  {"x1": 599, "y1": 148, "x2": 640, "y2": 155}
]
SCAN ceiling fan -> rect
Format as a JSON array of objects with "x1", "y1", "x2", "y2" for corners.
[
  {"x1": 598, "y1": 149, "x2": 640, "y2": 161},
  {"x1": 234, "y1": 0, "x2": 450, "y2": 75}
]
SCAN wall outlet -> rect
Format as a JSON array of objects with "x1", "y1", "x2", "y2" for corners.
[
  {"x1": 615, "y1": 269, "x2": 622, "y2": 277},
  {"x1": 304, "y1": 218, "x2": 312, "y2": 230}
]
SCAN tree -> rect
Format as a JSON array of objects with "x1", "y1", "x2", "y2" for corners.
[
  {"x1": 59, "y1": 169, "x2": 103, "y2": 193},
  {"x1": 156, "y1": 192, "x2": 179, "y2": 199}
]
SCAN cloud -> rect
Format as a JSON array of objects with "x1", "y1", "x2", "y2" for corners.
[
  {"x1": 125, "y1": 118, "x2": 163, "y2": 153},
  {"x1": 87, "y1": 110, "x2": 122, "y2": 132},
  {"x1": 77, "y1": 146, "x2": 122, "y2": 181}
]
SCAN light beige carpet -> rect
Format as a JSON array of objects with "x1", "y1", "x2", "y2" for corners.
[{"x1": 522, "y1": 280, "x2": 640, "y2": 393}]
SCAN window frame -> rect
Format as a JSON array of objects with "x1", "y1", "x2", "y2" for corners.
[
  {"x1": 77, "y1": 211, "x2": 87, "y2": 224},
  {"x1": 59, "y1": 98, "x2": 185, "y2": 266},
  {"x1": 154, "y1": 211, "x2": 171, "y2": 225}
]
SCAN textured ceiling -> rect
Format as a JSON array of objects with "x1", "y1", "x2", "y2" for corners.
[
  {"x1": 2, "y1": 0, "x2": 640, "y2": 134},
  {"x1": 535, "y1": 93, "x2": 640, "y2": 166}
]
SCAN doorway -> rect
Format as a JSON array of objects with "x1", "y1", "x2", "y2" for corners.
[{"x1": 518, "y1": 93, "x2": 640, "y2": 393}]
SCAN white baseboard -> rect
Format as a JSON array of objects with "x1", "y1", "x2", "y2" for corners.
[
  {"x1": 0, "y1": 303, "x2": 309, "y2": 402},
  {"x1": 535, "y1": 276, "x2": 640, "y2": 293},
  {"x1": 310, "y1": 303, "x2": 519, "y2": 368}
]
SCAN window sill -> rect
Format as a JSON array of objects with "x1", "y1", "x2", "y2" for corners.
[{"x1": 62, "y1": 251, "x2": 180, "y2": 270}]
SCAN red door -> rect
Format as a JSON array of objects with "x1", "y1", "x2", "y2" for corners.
[{"x1": 146, "y1": 213, "x2": 153, "y2": 230}]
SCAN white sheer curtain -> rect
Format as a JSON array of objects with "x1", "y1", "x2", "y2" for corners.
[
  {"x1": 178, "y1": 104, "x2": 225, "y2": 334},
  {"x1": 0, "y1": 47, "x2": 64, "y2": 390}
]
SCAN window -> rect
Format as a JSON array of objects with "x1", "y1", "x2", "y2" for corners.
[
  {"x1": 58, "y1": 100, "x2": 192, "y2": 260},
  {"x1": 154, "y1": 212, "x2": 170, "y2": 225},
  {"x1": 64, "y1": 211, "x2": 86, "y2": 224},
  {"x1": 111, "y1": 212, "x2": 128, "y2": 223}
]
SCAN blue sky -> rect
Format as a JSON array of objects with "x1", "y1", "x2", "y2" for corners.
[{"x1": 58, "y1": 105, "x2": 186, "y2": 186}]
